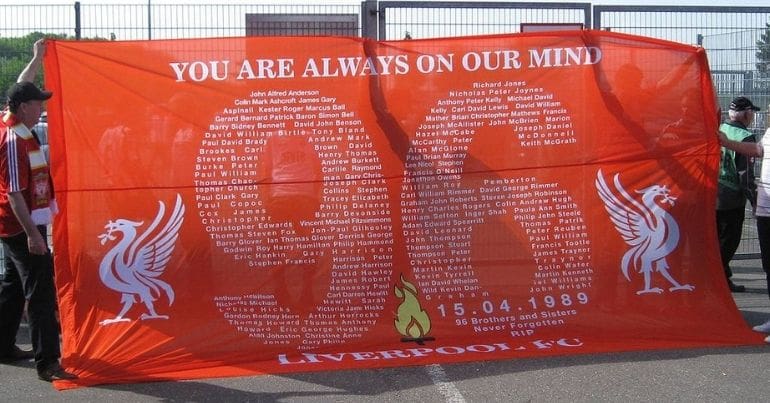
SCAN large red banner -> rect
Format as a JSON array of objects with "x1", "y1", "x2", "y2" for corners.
[{"x1": 43, "y1": 31, "x2": 764, "y2": 389}]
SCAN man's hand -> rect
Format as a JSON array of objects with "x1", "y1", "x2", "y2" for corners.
[
  {"x1": 27, "y1": 231, "x2": 47, "y2": 255},
  {"x1": 8, "y1": 192, "x2": 48, "y2": 254},
  {"x1": 32, "y1": 38, "x2": 46, "y2": 60},
  {"x1": 17, "y1": 38, "x2": 46, "y2": 83}
]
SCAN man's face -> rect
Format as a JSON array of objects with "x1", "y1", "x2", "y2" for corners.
[
  {"x1": 18, "y1": 99, "x2": 43, "y2": 129},
  {"x1": 746, "y1": 110, "x2": 755, "y2": 126}
]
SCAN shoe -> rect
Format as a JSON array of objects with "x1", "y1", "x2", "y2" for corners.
[
  {"x1": 38, "y1": 364, "x2": 77, "y2": 382},
  {"x1": 0, "y1": 345, "x2": 34, "y2": 362},
  {"x1": 753, "y1": 319, "x2": 770, "y2": 333},
  {"x1": 728, "y1": 280, "x2": 746, "y2": 292}
]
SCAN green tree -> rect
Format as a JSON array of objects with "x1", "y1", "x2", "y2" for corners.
[
  {"x1": 0, "y1": 32, "x2": 77, "y2": 103},
  {"x1": 1, "y1": 32, "x2": 47, "y2": 96},
  {"x1": 758, "y1": 22, "x2": 770, "y2": 73}
]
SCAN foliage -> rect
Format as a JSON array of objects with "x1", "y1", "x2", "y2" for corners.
[
  {"x1": 0, "y1": 32, "x2": 96, "y2": 102},
  {"x1": 2, "y1": 33, "x2": 49, "y2": 97},
  {"x1": 758, "y1": 22, "x2": 770, "y2": 73}
]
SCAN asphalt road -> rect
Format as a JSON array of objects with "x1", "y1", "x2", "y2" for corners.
[{"x1": 2, "y1": 260, "x2": 768, "y2": 402}]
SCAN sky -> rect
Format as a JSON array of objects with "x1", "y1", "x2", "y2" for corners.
[
  {"x1": 24, "y1": 0, "x2": 770, "y2": 6},
  {"x1": 10, "y1": 0, "x2": 767, "y2": 47}
]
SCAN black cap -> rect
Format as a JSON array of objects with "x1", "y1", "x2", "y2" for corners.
[
  {"x1": 729, "y1": 96, "x2": 760, "y2": 112},
  {"x1": 6, "y1": 81, "x2": 52, "y2": 106}
]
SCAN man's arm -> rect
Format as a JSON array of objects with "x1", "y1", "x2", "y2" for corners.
[
  {"x1": 718, "y1": 130, "x2": 763, "y2": 157},
  {"x1": 17, "y1": 38, "x2": 45, "y2": 83},
  {"x1": 7, "y1": 192, "x2": 47, "y2": 255}
]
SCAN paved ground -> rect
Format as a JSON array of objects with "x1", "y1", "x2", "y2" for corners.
[{"x1": 2, "y1": 260, "x2": 769, "y2": 402}]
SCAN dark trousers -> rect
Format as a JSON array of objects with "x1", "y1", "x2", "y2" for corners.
[
  {"x1": 755, "y1": 216, "x2": 770, "y2": 301},
  {"x1": 717, "y1": 207, "x2": 745, "y2": 279},
  {"x1": 0, "y1": 226, "x2": 60, "y2": 372}
]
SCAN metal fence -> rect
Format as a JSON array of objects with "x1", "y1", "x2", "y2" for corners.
[
  {"x1": 1, "y1": 0, "x2": 769, "y2": 258},
  {"x1": 377, "y1": 2, "x2": 590, "y2": 40},
  {"x1": 592, "y1": 5, "x2": 770, "y2": 257},
  {"x1": 594, "y1": 6, "x2": 770, "y2": 126}
]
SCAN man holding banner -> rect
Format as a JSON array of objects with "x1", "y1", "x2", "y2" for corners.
[
  {"x1": 0, "y1": 39, "x2": 76, "y2": 381},
  {"x1": 719, "y1": 100, "x2": 770, "y2": 343},
  {"x1": 717, "y1": 97, "x2": 760, "y2": 293}
]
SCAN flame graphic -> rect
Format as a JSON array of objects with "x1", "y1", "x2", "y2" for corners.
[{"x1": 394, "y1": 275, "x2": 431, "y2": 338}]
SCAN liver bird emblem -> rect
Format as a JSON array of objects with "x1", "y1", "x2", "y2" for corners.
[
  {"x1": 595, "y1": 170, "x2": 693, "y2": 295},
  {"x1": 97, "y1": 194, "x2": 185, "y2": 325}
]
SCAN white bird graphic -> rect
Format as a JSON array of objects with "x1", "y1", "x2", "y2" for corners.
[
  {"x1": 595, "y1": 170, "x2": 693, "y2": 295},
  {"x1": 97, "y1": 194, "x2": 185, "y2": 325}
]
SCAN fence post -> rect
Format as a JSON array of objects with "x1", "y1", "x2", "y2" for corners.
[
  {"x1": 147, "y1": 0, "x2": 152, "y2": 40},
  {"x1": 361, "y1": 0, "x2": 378, "y2": 39},
  {"x1": 74, "y1": 1, "x2": 81, "y2": 40},
  {"x1": 744, "y1": 70, "x2": 753, "y2": 95}
]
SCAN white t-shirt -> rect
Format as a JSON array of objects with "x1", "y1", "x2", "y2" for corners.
[{"x1": 756, "y1": 128, "x2": 770, "y2": 217}]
